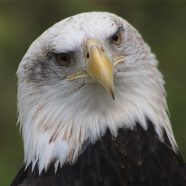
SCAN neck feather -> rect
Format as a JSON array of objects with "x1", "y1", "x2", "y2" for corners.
[{"x1": 18, "y1": 68, "x2": 177, "y2": 174}]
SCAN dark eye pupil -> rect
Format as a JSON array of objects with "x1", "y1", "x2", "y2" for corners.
[
  {"x1": 61, "y1": 55, "x2": 67, "y2": 61},
  {"x1": 113, "y1": 35, "x2": 118, "y2": 41},
  {"x1": 56, "y1": 53, "x2": 70, "y2": 66}
]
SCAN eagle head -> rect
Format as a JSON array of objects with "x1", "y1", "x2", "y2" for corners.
[{"x1": 17, "y1": 12, "x2": 176, "y2": 173}]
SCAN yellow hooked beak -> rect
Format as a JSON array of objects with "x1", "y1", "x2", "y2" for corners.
[
  {"x1": 66, "y1": 40, "x2": 126, "y2": 99},
  {"x1": 85, "y1": 40, "x2": 115, "y2": 99}
]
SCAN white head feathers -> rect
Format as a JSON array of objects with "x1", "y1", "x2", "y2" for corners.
[{"x1": 17, "y1": 12, "x2": 177, "y2": 173}]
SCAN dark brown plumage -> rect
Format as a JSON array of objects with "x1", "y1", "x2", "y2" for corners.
[
  {"x1": 11, "y1": 120, "x2": 186, "y2": 186},
  {"x1": 12, "y1": 12, "x2": 186, "y2": 186}
]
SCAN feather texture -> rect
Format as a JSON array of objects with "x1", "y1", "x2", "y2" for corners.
[
  {"x1": 16, "y1": 12, "x2": 177, "y2": 171},
  {"x1": 11, "y1": 120, "x2": 186, "y2": 186}
]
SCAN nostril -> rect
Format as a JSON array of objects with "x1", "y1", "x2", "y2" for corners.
[
  {"x1": 87, "y1": 52, "x2": 89, "y2": 59},
  {"x1": 101, "y1": 47, "x2": 104, "y2": 52}
]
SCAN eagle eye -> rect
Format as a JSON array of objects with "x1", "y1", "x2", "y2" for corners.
[
  {"x1": 111, "y1": 27, "x2": 123, "y2": 46},
  {"x1": 55, "y1": 53, "x2": 71, "y2": 66}
]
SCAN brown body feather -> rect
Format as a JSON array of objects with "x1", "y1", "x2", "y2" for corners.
[{"x1": 11, "y1": 120, "x2": 186, "y2": 186}]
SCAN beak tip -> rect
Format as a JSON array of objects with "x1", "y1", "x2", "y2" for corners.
[{"x1": 110, "y1": 90, "x2": 115, "y2": 100}]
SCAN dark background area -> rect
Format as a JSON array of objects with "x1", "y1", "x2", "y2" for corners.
[{"x1": 0, "y1": 1, "x2": 186, "y2": 185}]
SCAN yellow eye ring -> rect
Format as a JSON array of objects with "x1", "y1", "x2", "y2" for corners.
[{"x1": 112, "y1": 29, "x2": 123, "y2": 46}]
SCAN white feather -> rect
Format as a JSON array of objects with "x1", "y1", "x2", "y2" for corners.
[{"x1": 17, "y1": 12, "x2": 177, "y2": 173}]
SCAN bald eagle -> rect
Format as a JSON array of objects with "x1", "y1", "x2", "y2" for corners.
[{"x1": 11, "y1": 12, "x2": 186, "y2": 186}]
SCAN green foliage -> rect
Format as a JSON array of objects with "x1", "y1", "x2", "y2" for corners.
[{"x1": 0, "y1": 1, "x2": 186, "y2": 185}]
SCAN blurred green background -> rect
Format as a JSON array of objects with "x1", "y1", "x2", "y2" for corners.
[{"x1": 0, "y1": 1, "x2": 186, "y2": 185}]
